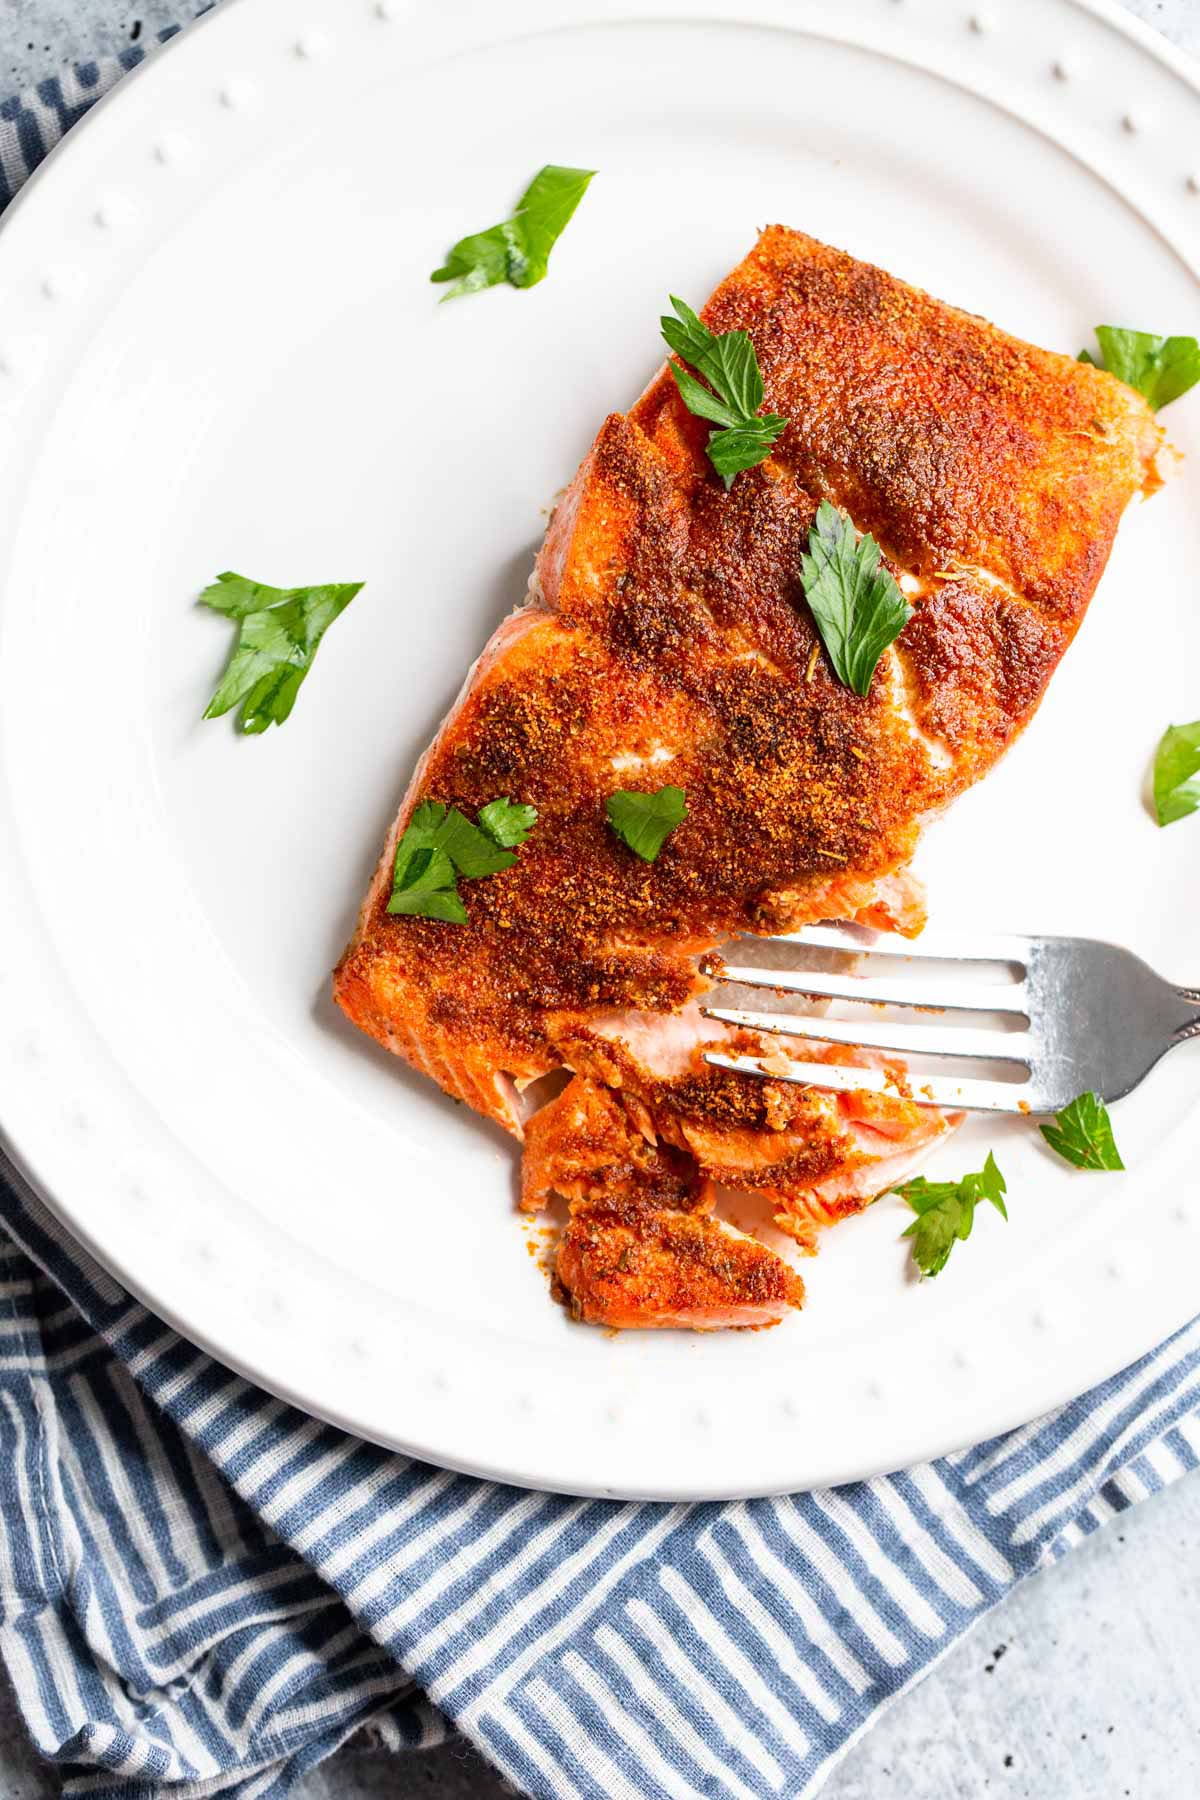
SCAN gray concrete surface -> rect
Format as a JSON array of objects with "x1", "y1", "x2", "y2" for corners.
[
  {"x1": 0, "y1": 2, "x2": 210, "y2": 86},
  {"x1": 0, "y1": 0, "x2": 1198, "y2": 1795},
  {"x1": 1124, "y1": 0, "x2": 1200, "y2": 51}
]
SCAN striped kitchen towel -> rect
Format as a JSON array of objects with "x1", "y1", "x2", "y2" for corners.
[{"x1": 4, "y1": 21, "x2": 1200, "y2": 1800}]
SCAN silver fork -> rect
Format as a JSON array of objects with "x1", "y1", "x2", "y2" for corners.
[{"x1": 702, "y1": 923, "x2": 1200, "y2": 1113}]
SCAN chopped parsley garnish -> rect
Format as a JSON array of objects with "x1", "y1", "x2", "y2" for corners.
[
  {"x1": 386, "y1": 844, "x2": 467, "y2": 925},
  {"x1": 660, "y1": 296, "x2": 788, "y2": 488},
  {"x1": 477, "y1": 797, "x2": 538, "y2": 847},
  {"x1": 1040, "y1": 1093, "x2": 1125, "y2": 1171},
  {"x1": 430, "y1": 164, "x2": 594, "y2": 301},
  {"x1": 388, "y1": 797, "x2": 537, "y2": 923},
  {"x1": 896, "y1": 1152, "x2": 1008, "y2": 1280},
  {"x1": 606, "y1": 786, "x2": 687, "y2": 863},
  {"x1": 1152, "y1": 720, "x2": 1200, "y2": 826},
  {"x1": 800, "y1": 501, "x2": 913, "y2": 696},
  {"x1": 201, "y1": 571, "x2": 363, "y2": 734},
  {"x1": 1079, "y1": 327, "x2": 1200, "y2": 409}
]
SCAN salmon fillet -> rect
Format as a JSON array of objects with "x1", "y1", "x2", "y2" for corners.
[{"x1": 334, "y1": 227, "x2": 1163, "y2": 1328}]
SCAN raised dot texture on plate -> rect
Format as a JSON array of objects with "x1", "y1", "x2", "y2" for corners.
[
  {"x1": 40, "y1": 268, "x2": 75, "y2": 301},
  {"x1": 1119, "y1": 1243, "x2": 1155, "y2": 1286},
  {"x1": 94, "y1": 194, "x2": 133, "y2": 231},
  {"x1": 1045, "y1": 1290, "x2": 1087, "y2": 1339},
  {"x1": 295, "y1": 30, "x2": 332, "y2": 59},
  {"x1": 153, "y1": 133, "x2": 190, "y2": 164},
  {"x1": 219, "y1": 76, "x2": 257, "y2": 110}
]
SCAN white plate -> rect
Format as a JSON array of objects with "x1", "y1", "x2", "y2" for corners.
[{"x1": 1, "y1": 0, "x2": 1198, "y2": 1500}]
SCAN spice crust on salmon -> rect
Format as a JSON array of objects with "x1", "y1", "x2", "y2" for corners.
[{"x1": 334, "y1": 227, "x2": 1164, "y2": 1329}]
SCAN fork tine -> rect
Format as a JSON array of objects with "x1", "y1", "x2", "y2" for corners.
[
  {"x1": 703, "y1": 1005, "x2": 1033, "y2": 1065},
  {"x1": 703, "y1": 1051, "x2": 1029, "y2": 1112},
  {"x1": 715, "y1": 963, "x2": 1029, "y2": 1016},
  {"x1": 767, "y1": 923, "x2": 1030, "y2": 965}
]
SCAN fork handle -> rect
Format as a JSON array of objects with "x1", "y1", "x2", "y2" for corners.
[{"x1": 1177, "y1": 986, "x2": 1200, "y2": 1040}]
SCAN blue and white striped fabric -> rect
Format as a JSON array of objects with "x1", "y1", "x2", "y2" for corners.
[{"x1": 4, "y1": 24, "x2": 1200, "y2": 1800}]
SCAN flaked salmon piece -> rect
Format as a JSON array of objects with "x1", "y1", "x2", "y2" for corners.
[
  {"x1": 525, "y1": 1075, "x2": 803, "y2": 1328},
  {"x1": 837, "y1": 869, "x2": 927, "y2": 938},
  {"x1": 521, "y1": 1075, "x2": 711, "y2": 1215},
  {"x1": 775, "y1": 1133, "x2": 951, "y2": 1250},
  {"x1": 557, "y1": 1201, "x2": 805, "y2": 1330},
  {"x1": 334, "y1": 227, "x2": 1163, "y2": 1329},
  {"x1": 663, "y1": 1073, "x2": 952, "y2": 1249},
  {"x1": 546, "y1": 1009, "x2": 958, "y2": 1217}
]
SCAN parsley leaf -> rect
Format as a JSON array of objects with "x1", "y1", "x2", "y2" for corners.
[
  {"x1": 1079, "y1": 327, "x2": 1200, "y2": 409},
  {"x1": 1040, "y1": 1093, "x2": 1125, "y2": 1171},
  {"x1": 661, "y1": 296, "x2": 788, "y2": 489},
  {"x1": 431, "y1": 808, "x2": 516, "y2": 880},
  {"x1": 669, "y1": 363, "x2": 741, "y2": 428},
  {"x1": 660, "y1": 294, "x2": 714, "y2": 368},
  {"x1": 201, "y1": 571, "x2": 363, "y2": 734},
  {"x1": 389, "y1": 802, "x2": 466, "y2": 901},
  {"x1": 386, "y1": 846, "x2": 467, "y2": 924},
  {"x1": 1152, "y1": 720, "x2": 1200, "y2": 826},
  {"x1": 478, "y1": 797, "x2": 538, "y2": 848},
  {"x1": 800, "y1": 501, "x2": 913, "y2": 696},
  {"x1": 897, "y1": 1152, "x2": 1008, "y2": 1280},
  {"x1": 606, "y1": 786, "x2": 688, "y2": 863},
  {"x1": 430, "y1": 165, "x2": 594, "y2": 301},
  {"x1": 708, "y1": 421, "x2": 794, "y2": 486},
  {"x1": 388, "y1": 798, "x2": 533, "y2": 922}
]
